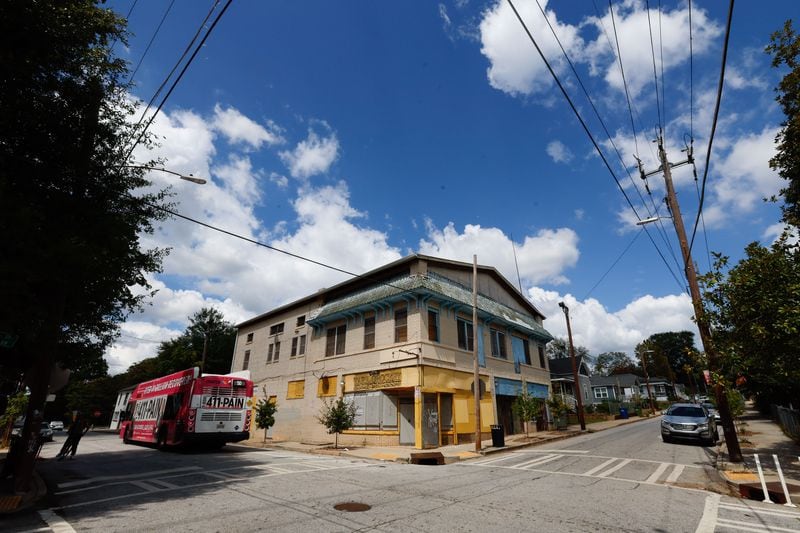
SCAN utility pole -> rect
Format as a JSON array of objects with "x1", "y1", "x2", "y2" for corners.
[
  {"x1": 641, "y1": 134, "x2": 743, "y2": 462},
  {"x1": 640, "y1": 350, "x2": 657, "y2": 413},
  {"x1": 558, "y1": 302, "x2": 586, "y2": 430},
  {"x1": 472, "y1": 255, "x2": 482, "y2": 451}
]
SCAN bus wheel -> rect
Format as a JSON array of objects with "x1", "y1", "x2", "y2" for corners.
[
  {"x1": 123, "y1": 426, "x2": 132, "y2": 444},
  {"x1": 157, "y1": 427, "x2": 168, "y2": 450}
]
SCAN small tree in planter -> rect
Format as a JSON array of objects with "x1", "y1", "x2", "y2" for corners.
[
  {"x1": 254, "y1": 399, "x2": 278, "y2": 442},
  {"x1": 547, "y1": 396, "x2": 570, "y2": 430},
  {"x1": 512, "y1": 392, "x2": 543, "y2": 438},
  {"x1": 316, "y1": 397, "x2": 357, "y2": 449}
]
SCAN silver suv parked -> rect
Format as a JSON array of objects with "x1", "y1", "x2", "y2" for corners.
[{"x1": 661, "y1": 403, "x2": 717, "y2": 446}]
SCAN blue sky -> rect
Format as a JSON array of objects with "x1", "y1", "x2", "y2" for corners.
[{"x1": 106, "y1": 0, "x2": 797, "y2": 373}]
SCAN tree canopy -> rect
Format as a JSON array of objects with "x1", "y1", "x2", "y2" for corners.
[
  {"x1": 766, "y1": 20, "x2": 800, "y2": 227},
  {"x1": 546, "y1": 338, "x2": 592, "y2": 364},
  {"x1": 700, "y1": 242, "x2": 800, "y2": 409},
  {"x1": 635, "y1": 332, "x2": 699, "y2": 386},
  {"x1": 594, "y1": 352, "x2": 638, "y2": 377},
  {"x1": 0, "y1": 0, "x2": 170, "y2": 489}
]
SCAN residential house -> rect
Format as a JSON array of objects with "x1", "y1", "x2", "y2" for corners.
[
  {"x1": 230, "y1": 255, "x2": 554, "y2": 449},
  {"x1": 640, "y1": 376, "x2": 674, "y2": 402},
  {"x1": 549, "y1": 356, "x2": 592, "y2": 410},
  {"x1": 589, "y1": 374, "x2": 641, "y2": 405}
]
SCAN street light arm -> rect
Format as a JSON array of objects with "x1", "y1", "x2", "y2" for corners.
[{"x1": 123, "y1": 164, "x2": 207, "y2": 185}]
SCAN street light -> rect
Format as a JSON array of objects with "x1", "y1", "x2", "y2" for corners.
[
  {"x1": 636, "y1": 215, "x2": 672, "y2": 226},
  {"x1": 558, "y1": 302, "x2": 586, "y2": 431},
  {"x1": 124, "y1": 164, "x2": 207, "y2": 185}
]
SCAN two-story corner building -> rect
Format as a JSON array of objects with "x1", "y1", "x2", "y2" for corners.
[{"x1": 230, "y1": 254, "x2": 554, "y2": 450}]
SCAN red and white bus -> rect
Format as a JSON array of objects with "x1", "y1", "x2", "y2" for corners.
[{"x1": 119, "y1": 367, "x2": 254, "y2": 449}]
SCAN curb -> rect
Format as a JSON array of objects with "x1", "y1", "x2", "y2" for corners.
[{"x1": 0, "y1": 469, "x2": 48, "y2": 515}]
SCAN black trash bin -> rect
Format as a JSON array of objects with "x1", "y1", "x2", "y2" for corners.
[{"x1": 490, "y1": 425, "x2": 504, "y2": 447}]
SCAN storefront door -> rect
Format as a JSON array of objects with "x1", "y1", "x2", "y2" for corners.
[
  {"x1": 399, "y1": 399, "x2": 415, "y2": 445},
  {"x1": 422, "y1": 393, "x2": 439, "y2": 448}
]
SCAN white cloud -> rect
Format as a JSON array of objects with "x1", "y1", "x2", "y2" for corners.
[
  {"x1": 763, "y1": 223, "x2": 799, "y2": 246},
  {"x1": 479, "y1": 0, "x2": 583, "y2": 96},
  {"x1": 270, "y1": 172, "x2": 289, "y2": 189},
  {"x1": 531, "y1": 287, "x2": 697, "y2": 355},
  {"x1": 707, "y1": 126, "x2": 781, "y2": 224},
  {"x1": 212, "y1": 104, "x2": 285, "y2": 148},
  {"x1": 546, "y1": 140, "x2": 573, "y2": 163},
  {"x1": 279, "y1": 129, "x2": 340, "y2": 180},
  {"x1": 418, "y1": 221, "x2": 579, "y2": 286},
  {"x1": 584, "y1": 1, "x2": 721, "y2": 99}
]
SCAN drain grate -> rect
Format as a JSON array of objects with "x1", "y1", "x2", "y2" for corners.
[{"x1": 334, "y1": 502, "x2": 371, "y2": 512}]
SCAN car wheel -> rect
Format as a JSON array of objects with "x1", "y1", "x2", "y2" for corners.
[{"x1": 661, "y1": 435, "x2": 671, "y2": 443}]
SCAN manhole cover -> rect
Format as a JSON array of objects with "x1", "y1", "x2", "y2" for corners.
[{"x1": 334, "y1": 502, "x2": 371, "y2": 512}]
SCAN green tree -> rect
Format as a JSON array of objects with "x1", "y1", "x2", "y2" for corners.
[
  {"x1": 254, "y1": 399, "x2": 278, "y2": 442},
  {"x1": 699, "y1": 242, "x2": 800, "y2": 410},
  {"x1": 512, "y1": 392, "x2": 543, "y2": 438},
  {"x1": 636, "y1": 332, "x2": 698, "y2": 387},
  {"x1": 546, "y1": 338, "x2": 592, "y2": 364},
  {"x1": 594, "y1": 352, "x2": 637, "y2": 376},
  {"x1": 187, "y1": 308, "x2": 237, "y2": 375},
  {"x1": 0, "y1": 1, "x2": 169, "y2": 489},
  {"x1": 1, "y1": 393, "x2": 28, "y2": 448},
  {"x1": 316, "y1": 397, "x2": 357, "y2": 449},
  {"x1": 766, "y1": 20, "x2": 800, "y2": 227}
]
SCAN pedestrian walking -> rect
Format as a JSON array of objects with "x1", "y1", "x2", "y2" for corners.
[{"x1": 57, "y1": 414, "x2": 89, "y2": 460}]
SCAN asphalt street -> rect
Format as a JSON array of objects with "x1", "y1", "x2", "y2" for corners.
[{"x1": 4, "y1": 419, "x2": 799, "y2": 532}]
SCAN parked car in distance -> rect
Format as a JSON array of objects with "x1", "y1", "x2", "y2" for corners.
[
  {"x1": 49, "y1": 420, "x2": 64, "y2": 431},
  {"x1": 40, "y1": 422, "x2": 54, "y2": 442},
  {"x1": 701, "y1": 402, "x2": 721, "y2": 422},
  {"x1": 661, "y1": 403, "x2": 717, "y2": 446}
]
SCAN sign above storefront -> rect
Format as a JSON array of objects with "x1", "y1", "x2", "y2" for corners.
[{"x1": 353, "y1": 370, "x2": 402, "y2": 391}]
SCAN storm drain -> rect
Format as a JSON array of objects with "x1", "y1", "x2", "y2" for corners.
[
  {"x1": 409, "y1": 452, "x2": 444, "y2": 465},
  {"x1": 334, "y1": 502, "x2": 371, "y2": 512}
]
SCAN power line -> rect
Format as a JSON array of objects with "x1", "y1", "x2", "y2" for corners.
[
  {"x1": 658, "y1": 0, "x2": 666, "y2": 136},
  {"x1": 505, "y1": 0, "x2": 684, "y2": 292},
  {"x1": 607, "y1": 0, "x2": 641, "y2": 159},
  {"x1": 581, "y1": 228, "x2": 644, "y2": 300},
  {"x1": 645, "y1": 0, "x2": 663, "y2": 133},
  {"x1": 127, "y1": 0, "x2": 176, "y2": 85},
  {"x1": 539, "y1": 0, "x2": 682, "y2": 277},
  {"x1": 689, "y1": 0, "x2": 735, "y2": 256},
  {"x1": 124, "y1": 0, "x2": 229, "y2": 162}
]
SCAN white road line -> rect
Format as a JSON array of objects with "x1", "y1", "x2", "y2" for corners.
[
  {"x1": 646, "y1": 462, "x2": 671, "y2": 484},
  {"x1": 583, "y1": 458, "x2": 618, "y2": 477},
  {"x1": 694, "y1": 493, "x2": 720, "y2": 533},
  {"x1": 38, "y1": 509, "x2": 77, "y2": 533},
  {"x1": 514, "y1": 449, "x2": 589, "y2": 454},
  {"x1": 509, "y1": 451, "x2": 702, "y2": 468},
  {"x1": 716, "y1": 517, "x2": 800, "y2": 532},
  {"x1": 203, "y1": 471, "x2": 242, "y2": 480},
  {"x1": 514, "y1": 455, "x2": 563, "y2": 470},
  {"x1": 513, "y1": 454, "x2": 558, "y2": 469},
  {"x1": 148, "y1": 479, "x2": 179, "y2": 489},
  {"x1": 51, "y1": 463, "x2": 372, "y2": 511},
  {"x1": 472, "y1": 455, "x2": 520, "y2": 466},
  {"x1": 720, "y1": 502, "x2": 800, "y2": 518},
  {"x1": 666, "y1": 464, "x2": 685, "y2": 483},
  {"x1": 57, "y1": 466, "x2": 202, "y2": 489},
  {"x1": 597, "y1": 458, "x2": 632, "y2": 478},
  {"x1": 129, "y1": 480, "x2": 162, "y2": 492}
]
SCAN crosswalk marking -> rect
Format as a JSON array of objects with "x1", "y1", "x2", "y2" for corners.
[
  {"x1": 597, "y1": 458, "x2": 631, "y2": 478},
  {"x1": 646, "y1": 462, "x2": 671, "y2": 484},
  {"x1": 514, "y1": 454, "x2": 563, "y2": 470},
  {"x1": 666, "y1": 464, "x2": 685, "y2": 483},
  {"x1": 129, "y1": 480, "x2": 162, "y2": 492},
  {"x1": 148, "y1": 479, "x2": 179, "y2": 489},
  {"x1": 583, "y1": 458, "x2": 618, "y2": 476},
  {"x1": 716, "y1": 517, "x2": 800, "y2": 532},
  {"x1": 57, "y1": 466, "x2": 202, "y2": 489},
  {"x1": 720, "y1": 502, "x2": 800, "y2": 519}
]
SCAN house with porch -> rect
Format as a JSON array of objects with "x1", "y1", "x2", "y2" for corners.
[
  {"x1": 230, "y1": 254, "x2": 554, "y2": 449},
  {"x1": 549, "y1": 355, "x2": 592, "y2": 410},
  {"x1": 640, "y1": 376, "x2": 674, "y2": 402}
]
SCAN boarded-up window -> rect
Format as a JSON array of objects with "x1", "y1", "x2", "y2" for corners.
[
  {"x1": 287, "y1": 380, "x2": 305, "y2": 399},
  {"x1": 317, "y1": 376, "x2": 337, "y2": 397},
  {"x1": 343, "y1": 391, "x2": 398, "y2": 430}
]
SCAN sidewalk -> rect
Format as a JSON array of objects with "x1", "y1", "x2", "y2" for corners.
[
  {"x1": 0, "y1": 450, "x2": 48, "y2": 515},
  {"x1": 245, "y1": 414, "x2": 654, "y2": 464},
  {"x1": 717, "y1": 405, "x2": 800, "y2": 505}
]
